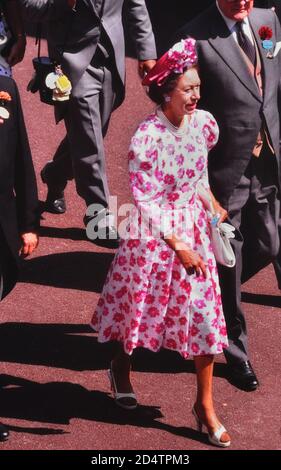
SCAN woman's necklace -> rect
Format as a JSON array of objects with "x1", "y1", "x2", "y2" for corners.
[{"x1": 156, "y1": 107, "x2": 190, "y2": 137}]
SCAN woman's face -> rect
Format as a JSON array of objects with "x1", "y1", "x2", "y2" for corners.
[{"x1": 166, "y1": 68, "x2": 201, "y2": 119}]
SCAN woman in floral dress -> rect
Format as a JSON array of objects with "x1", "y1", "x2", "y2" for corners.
[{"x1": 91, "y1": 39, "x2": 231, "y2": 447}]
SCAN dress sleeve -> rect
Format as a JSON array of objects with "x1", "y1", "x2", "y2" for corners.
[
  {"x1": 128, "y1": 128, "x2": 165, "y2": 238},
  {"x1": 202, "y1": 111, "x2": 219, "y2": 151}
]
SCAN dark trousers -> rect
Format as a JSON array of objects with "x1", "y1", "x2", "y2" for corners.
[
  {"x1": 218, "y1": 143, "x2": 280, "y2": 364},
  {"x1": 0, "y1": 228, "x2": 18, "y2": 301},
  {"x1": 43, "y1": 58, "x2": 117, "y2": 210}
]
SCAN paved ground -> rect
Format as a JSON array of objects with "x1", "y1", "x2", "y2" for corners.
[{"x1": 0, "y1": 36, "x2": 281, "y2": 451}]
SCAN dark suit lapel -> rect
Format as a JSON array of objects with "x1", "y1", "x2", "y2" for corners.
[
  {"x1": 87, "y1": 0, "x2": 100, "y2": 18},
  {"x1": 248, "y1": 10, "x2": 268, "y2": 101},
  {"x1": 208, "y1": 7, "x2": 262, "y2": 102}
]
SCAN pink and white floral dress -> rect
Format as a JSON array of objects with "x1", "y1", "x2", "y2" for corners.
[{"x1": 91, "y1": 109, "x2": 228, "y2": 358}]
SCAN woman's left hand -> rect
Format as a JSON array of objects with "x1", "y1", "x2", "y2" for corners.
[{"x1": 212, "y1": 199, "x2": 228, "y2": 225}]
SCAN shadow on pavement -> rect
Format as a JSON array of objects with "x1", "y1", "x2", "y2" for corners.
[
  {"x1": 19, "y1": 251, "x2": 114, "y2": 293},
  {"x1": 39, "y1": 226, "x2": 87, "y2": 241},
  {"x1": 0, "y1": 323, "x2": 227, "y2": 380},
  {"x1": 241, "y1": 292, "x2": 281, "y2": 308},
  {"x1": 0, "y1": 374, "x2": 207, "y2": 444}
]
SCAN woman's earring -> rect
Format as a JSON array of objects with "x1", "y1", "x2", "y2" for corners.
[{"x1": 164, "y1": 95, "x2": 171, "y2": 102}]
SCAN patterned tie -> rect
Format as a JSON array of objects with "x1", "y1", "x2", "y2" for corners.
[{"x1": 236, "y1": 22, "x2": 256, "y2": 65}]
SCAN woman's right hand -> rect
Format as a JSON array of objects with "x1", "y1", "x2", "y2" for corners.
[{"x1": 176, "y1": 243, "x2": 207, "y2": 278}]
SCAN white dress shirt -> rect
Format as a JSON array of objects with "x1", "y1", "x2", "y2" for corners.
[{"x1": 216, "y1": 1, "x2": 254, "y2": 46}]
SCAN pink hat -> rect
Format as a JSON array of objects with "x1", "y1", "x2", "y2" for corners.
[{"x1": 142, "y1": 38, "x2": 197, "y2": 87}]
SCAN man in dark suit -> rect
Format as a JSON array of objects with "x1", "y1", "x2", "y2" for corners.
[
  {"x1": 174, "y1": 0, "x2": 281, "y2": 391},
  {"x1": 21, "y1": 0, "x2": 156, "y2": 248},
  {"x1": 0, "y1": 76, "x2": 39, "y2": 440}
]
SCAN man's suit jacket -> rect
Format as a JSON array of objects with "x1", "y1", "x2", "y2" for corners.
[
  {"x1": 0, "y1": 76, "x2": 38, "y2": 299},
  {"x1": 21, "y1": 0, "x2": 156, "y2": 107},
  {"x1": 175, "y1": 5, "x2": 281, "y2": 206}
]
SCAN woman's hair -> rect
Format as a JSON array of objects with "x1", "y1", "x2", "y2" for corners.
[{"x1": 148, "y1": 66, "x2": 197, "y2": 105}]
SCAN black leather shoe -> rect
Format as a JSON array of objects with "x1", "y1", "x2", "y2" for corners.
[
  {"x1": 227, "y1": 360, "x2": 259, "y2": 392},
  {"x1": 41, "y1": 165, "x2": 66, "y2": 214},
  {"x1": 84, "y1": 211, "x2": 120, "y2": 249},
  {"x1": 0, "y1": 422, "x2": 9, "y2": 441}
]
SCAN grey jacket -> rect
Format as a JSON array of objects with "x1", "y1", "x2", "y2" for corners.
[
  {"x1": 175, "y1": 6, "x2": 281, "y2": 204},
  {"x1": 21, "y1": 0, "x2": 156, "y2": 100}
]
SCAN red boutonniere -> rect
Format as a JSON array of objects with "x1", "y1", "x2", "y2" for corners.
[
  {"x1": 258, "y1": 26, "x2": 273, "y2": 41},
  {"x1": 258, "y1": 26, "x2": 274, "y2": 58},
  {"x1": 0, "y1": 91, "x2": 12, "y2": 122}
]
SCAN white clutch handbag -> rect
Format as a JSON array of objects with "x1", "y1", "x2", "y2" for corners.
[{"x1": 197, "y1": 182, "x2": 236, "y2": 268}]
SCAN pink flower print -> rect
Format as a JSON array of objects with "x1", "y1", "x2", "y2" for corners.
[
  {"x1": 181, "y1": 182, "x2": 189, "y2": 192},
  {"x1": 155, "y1": 322, "x2": 165, "y2": 334},
  {"x1": 219, "y1": 325, "x2": 227, "y2": 336},
  {"x1": 145, "y1": 149, "x2": 158, "y2": 161},
  {"x1": 150, "y1": 338, "x2": 160, "y2": 350},
  {"x1": 147, "y1": 239, "x2": 158, "y2": 251},
  {"x1": 167, "y1": 144, "x2": 175, "y2": 155},
  {"x1": 130, "y1": 253, "x2": 136, "y2": 267},
  {"x1": 159, "y1": 296, "x2": 169, "y2": 306},
  {"x1": 139, "y1": 122, "x2": 149, "y2": 132},
  {"x1": 106, "y1": 293, "x2": 114, "y2": 304},
  {"x1": 193, "y1": 312, "x2": 204, "y2": 324},
  {"x1": 116, "y1": 286, "x2": 127, "y2": 299},
  {"x1": 206, "y1": 333, "x2": 216, "y2": 347},
  {"x1": 91, "y1": 313, "x2": 98, "y2": 326},
  {"x1": 128, "y1": 150, "x2": 135, "y2": 161},
  {"x1": 191, "y1": 342, "x2": 200, "y2": 354},
  {"x1": 204, "y1": 287, "x2": 213, "y2": 301},
  {"x1": 155, "y1": 121, "x2": 166, "y2": 132},
  {"x1": 176, "y1": 154, "x2": 184, "y2": 165},
  {"x1": 103, "y1": 326, "x2": 112, "y2": 339},
  {"x1": 127, "y1": 239, "x2": 141, "y2": 249},
  {"x1": 194, "y1": 299, "x2": 206, "y2": 309},
  {"x1": 133, "y1": 290, "x2": 146, "y2": 303},
  {"x1": 179, "y1": 316, "x2": 187, "y2": 325},
  {"x1": 145, "y1": 294, "x2": 155, "y2": 304},
  {"x1": 160, "y1": 251, "x2": 170, "y2": 261},
  {"x1": 133, "y1": 273, "x2": 141, "y2": 284},
  {"x1": 161, "y1": 284, "x2": 170, "y2": 295},
  {"x1": 123, "y1": 303, "x2": 130, "y2": 314},
  {"x1": 139, "y1": 322, "x2": 148, "y2": 332},
  {"x1": 190, "y1": 325, "x2": 199, "y2": 336},
  {"x1": 165, "y1": 317, "x2": 175, "y2": 328},
  {"x1": 196, "y1": 156, "x2": 205, "y2": 172},
  {"x1": 126, "y1": 340, "x2": 134, "y2": 353},
  {"x1": 185, "y1": 143, "x2": 195, "y2": 152},
  {"x1": 137, "y1": 256, "x2": 146, "y2": 267},
  {"x1": 178, "y1": 330, "x2": 186, "y2": 344},
  {"x1": 113, "y1": 312, "x2": 125, "y2": 322},
  {"x1": 186, "y1": 169, "x2": 195, "y2": 179},
  {"x1": 137, "y1": 339, "x2": 144, "y2": 348},
  {"x1": 118, "y1": 256, "x2": 127, "y2": 267},
  {"x1": 211, "y1": 317, "x2": 219, "y2": 329},
  {"x1": 97, "y1": 298, "x2": 105, "y2": 307},
  {"x1": 164, "y1": 174, "x2": 175, "y2": 185},
  {"x1": 177, "y1": 168, "x2": 185, "y2": 178},
  {"x1": 125, "y1": 327, "x2": 130, "y2": 339},
  {"x1": 168, "y1": 306, "x2": 180, "y2": 317},
  {"x1": 113, "y1": 272, "x2": 123, "y2": 282},
  {"x1": 180, "y1": 280, "x2": 191, "y2": 294},
  {"x1": 131, "y1": 319, "x2": 139, "y2": 329},
  {"x1": 167, "y1": 192, "x2": 179, "y2": 202},
  {"x1": 167, "y1": 338, "x2": 177, "y2": 350},
  {"x1": 177, "y1": 294, "x2": 187, "y2": 305},
  {"x1": 103, "y1": 306, "x2": 109, "y2": 316},
  {"x1": 156, "y1": 271, "x2": 167, "y2": 282},
  {"x1": 148, "y1": 306, "x2": 160, "y2": 317},
  {"x1": 155, "y1": 169, "x2": 164, "y2": 182},
  {"x1": 172, "y1": 270, "x2": 181, "y2": 281},
  {"x1": 152, "y1": 262, "x2": 159, "y2": 273},
  {"x1": 140, "y1": 161, "x2": 152, "y2": 171}
]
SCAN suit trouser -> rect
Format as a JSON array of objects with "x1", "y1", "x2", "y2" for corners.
[
  {"x1": 43, "y1": 60, "x2": 116, "y2": 209},
  {"x1": 0, "y1": 228, "x2": 18, "y2": 301},
  {"x1": 218, "y1": 143, "x2": 280, "y2": 364}
]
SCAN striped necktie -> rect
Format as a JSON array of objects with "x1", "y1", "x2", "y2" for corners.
[{"x1": 236, "y1": 21, "x2": 256, "y2": 65}]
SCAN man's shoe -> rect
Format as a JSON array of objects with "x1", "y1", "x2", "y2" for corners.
[
  {"x1": 227, "y1": 360, "x2": 259, "y2": 392},
  {"x1": 0, "y1": 422, "x2": 9, "y2": 441},
  {"x1": 40, "y1": 164, "x2": 66, "y2": 214},
  {"x1": 84, "y1": 210, "x2": 120, "y2": 249}
]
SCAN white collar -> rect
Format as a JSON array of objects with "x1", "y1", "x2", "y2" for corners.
[{"x1": 216, "y1": 1, "x2": 251, "y2": 32}]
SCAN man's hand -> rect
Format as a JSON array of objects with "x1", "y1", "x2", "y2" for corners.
[
  {"x1": 20, "y1": 232, "x2": 39, "y2": 257},
  {"x1": 6, "y1": 37, "x2": 26, "y2": 67},
  {"x1": 138, "y1": 59, "x2": 156, "y2": 79}
]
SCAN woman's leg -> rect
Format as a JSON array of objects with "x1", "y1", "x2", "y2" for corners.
[
  {"x1": 111, "y1": 346, "x2": 134, "y2": 393},
  {"x1": 193, "y1": 355, "x2": 230, "y2": 443}
]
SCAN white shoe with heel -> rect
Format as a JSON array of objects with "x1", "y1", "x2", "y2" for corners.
[
  {"x1": 107, "y1": 363, "x2": 137, "y2": 410},
  {"x1": 192, "y1": 405, "x2": 231, "y2": 448}
]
